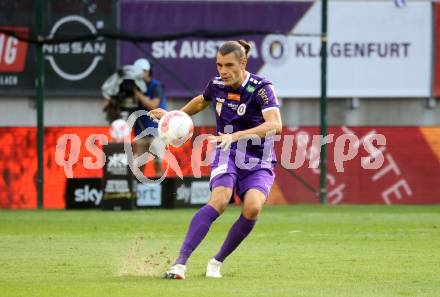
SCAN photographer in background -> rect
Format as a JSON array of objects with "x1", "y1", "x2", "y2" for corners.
[
  {"x1": 102, "y1": 64, "x2": 146, "y2": 122},
  {"x1": 101, "y1": 58, "x2": 167, "y2": 177}
]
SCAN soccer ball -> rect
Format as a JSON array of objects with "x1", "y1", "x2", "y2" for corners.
[
  {"x1": 110, "y1": 119, "x2": 131, "y2": 142},
  {"x1": 158, "y1": 110, "x2": 194, "y2": 147}
]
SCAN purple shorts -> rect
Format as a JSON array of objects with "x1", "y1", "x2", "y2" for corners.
[{"x1": 210, "y1": 158, "x2": 275, "y2": 200}]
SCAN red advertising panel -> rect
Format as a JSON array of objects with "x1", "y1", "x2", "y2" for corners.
[
  {"x1": 0, "y1": 27, "x2": 29, "y2": 72},
  {"x1": 0, "y1": 126, "x2": 439, "y2": 209},
  {"x1": 271, "y1": 127, "x2": 440, "y2": 205}
]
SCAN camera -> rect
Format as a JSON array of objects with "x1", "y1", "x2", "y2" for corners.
[
  {"x1": 115, "y1": 78, "x2": 139, "y2": 110},
  {"x1": 102, "y1": 65, "x2": 147, "y2": 123},
  {"x1": 118, "y1": 79, "x2": 137, "y2": 100}
]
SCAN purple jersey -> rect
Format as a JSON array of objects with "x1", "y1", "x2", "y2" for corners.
[{"x1": 203, "y1": 72, "x2": 280, "y2": 171}]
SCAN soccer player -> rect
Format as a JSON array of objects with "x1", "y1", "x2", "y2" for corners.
[{"x1": 148, "y1": 40, "x2": 282, "y2": 279}]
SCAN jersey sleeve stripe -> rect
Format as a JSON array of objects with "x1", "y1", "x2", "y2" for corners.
[{"x1": 262, "y1": 106, "x2": 279, "y2": 113}]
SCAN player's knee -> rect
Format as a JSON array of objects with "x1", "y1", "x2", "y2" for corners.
[
  {"x1": 209, "y1": 187, "x2": 233, "y2": 214},
  {"x1": 209, "y1": 198, "x2": 229, "y2": 214},
  {"x1": 243, "y1": 204, "x2": 261, "y2": 220}
]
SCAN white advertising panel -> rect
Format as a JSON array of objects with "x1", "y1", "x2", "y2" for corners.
[{"x1": 260, "y1": 2, "x2": 432, "y2": 97}]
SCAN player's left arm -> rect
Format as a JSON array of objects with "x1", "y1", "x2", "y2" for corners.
[
  {"x1": 210, "y1": 108, "x2": 282, "y2": 150},
  {"x1": 234, "y1": 83, "x2": 282, "y2": 139},
  {"x1": 209, "y1": 84, "x2": 282, "y2": 150},
  {"x1": 233, "y1": 108, "x2": 282, "y2": 140}
]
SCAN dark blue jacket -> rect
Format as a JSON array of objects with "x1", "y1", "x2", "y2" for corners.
[{"x1": 135, "y1": 79, "x2": 166, "y2": 136}]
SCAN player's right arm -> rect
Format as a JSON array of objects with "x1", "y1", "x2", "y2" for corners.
[
  {"x1": 148, "y1": 77, "x2": 215, "y2": 121},
  {"x1": 180, "y1": 95, "x2": 210, "y2": 116},
  {"x1": 147, "y1": 94, "x2": 209, "y2": 121}
]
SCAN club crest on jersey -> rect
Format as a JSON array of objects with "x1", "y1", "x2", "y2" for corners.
[{"x1": 237, "y1": 103, "x2": 246, "y2": 116}]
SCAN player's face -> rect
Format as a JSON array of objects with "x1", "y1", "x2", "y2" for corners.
[{"x1": 216, "y1": 52, "x2": 246, "y2": 88}]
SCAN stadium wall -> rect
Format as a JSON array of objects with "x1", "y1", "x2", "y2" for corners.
[
  {"x1": 0, "y1": 126, "x2": 439, "y2": 209},
  {"x1": 1, "y1": 1, "x2": 440, "y2": 208}
]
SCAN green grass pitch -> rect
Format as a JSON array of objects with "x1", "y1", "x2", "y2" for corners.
[{"x1": 1, "y1": 205, "x2": 439, "y2": 297}]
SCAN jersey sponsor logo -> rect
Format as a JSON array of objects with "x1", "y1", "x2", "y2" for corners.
[
  {"x1": 249, "y1": 77, "x2": 260, "y2": 85},
  {"x1": 43, "y1": 15, "x2": 106, "y2": 81},
  {"x1": 215, "y1": 97, "x2": 225, "y2": 103},
  {"x1": 226, "y1": 102, "x2": 238, "y2": 110},
  {"x1": 262, "y1": 34, "x2": 290, "y2": 65},
  {"x1": 212, "y1": 79, "x2": 225, "y2": 86},
  {"x1": 227, "y1": 92, "x2": 240, "y2": 101},
  {"x1": 0, "y1": 26, "x2": 29, "y2": 73},
  {"x1": 245, "y1": 85, "x2": 256, "y2": 93},
  {"x1": 258, "y1": 88, "x2": 270, "y2": 105},
  {"x1": 216, "y1": 102, "x2": 222, "y2": 116},
  {"x1": 237, "y1": 103, "x2": 247, "y2": 116}
]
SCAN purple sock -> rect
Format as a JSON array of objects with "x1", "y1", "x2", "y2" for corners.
[
  {"x1": 174, "y1": 204, "x2": 219, "y2": 265},
  {"x1": 214, "y1": 214, "x2": 256, "y2": 263}
]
